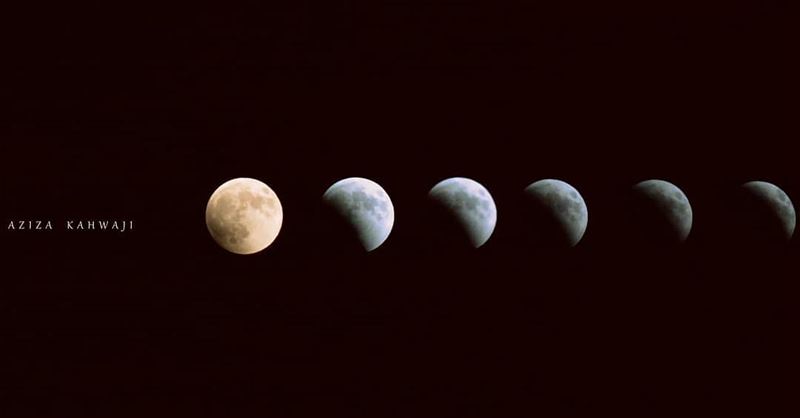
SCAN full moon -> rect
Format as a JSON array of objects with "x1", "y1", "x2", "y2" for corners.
[
  {"x1": 632, "y1": 179, "x2": 693, "y2": 242},
  {"x1": 322, "y1": 177, "x2": 395, "y2": 252},
  {"x1": 524, "y1": 179, "x2": 588, "y2": 247},
  {"x1": 205, "y1": 177, "x2": 284, "y2": 254},
  {"x1": 741, "y1": 181, "x2": 796, "y2": 241},
  {"x1": 428, "y1": 177, "x2": 497, "y2": 248}
]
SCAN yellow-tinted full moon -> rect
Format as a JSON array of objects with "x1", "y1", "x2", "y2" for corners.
[{"x1": 205, "y1": 177, "x2": 283, "y2": 254}]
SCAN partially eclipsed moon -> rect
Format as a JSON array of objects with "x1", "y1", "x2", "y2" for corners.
[
  {"x1": 428, "y1": 177, "x2": 497, "y2": 248},
  {"x1": 206, "y1": 177, "x2": 283, "y2": 254},
  {"x1": 524, "y1": 179, "x2": 588, "y2": 247},
  {"x1": 741, "y1": 181, "x2": 796, "y2": 241},
  {"x1": 632, "y1": 179, "x2": 693, "y2": 242},
  {"x1": 322, "y1": 177, "x2": 395, "y2": 251}
]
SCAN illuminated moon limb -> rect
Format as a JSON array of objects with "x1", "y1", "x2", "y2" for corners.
[
  {"x1": 429, "y1": 177, "x2": 497, "y2": 248},
  {"x1": 633, "y1": 179, "x2": 693, "y2": 242},
  {"x1": 742, "y1": 181, "x2": 796, "y2": 241},
  {"x1": 322, "y1": 177, "x2": 395, "y2": 252},
  {"x1": 206, "y1": 177, "x2": 283, "y2": 254},
  {"x1": 524, "y1": 179, "x2": 588, "y2": 247}
]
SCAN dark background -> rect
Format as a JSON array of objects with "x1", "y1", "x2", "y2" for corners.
[{"x1": 1, "y1": 1, "x2": 797, "y2": 416}]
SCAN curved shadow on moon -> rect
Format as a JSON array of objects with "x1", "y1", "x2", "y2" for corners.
[
  {"x1": 522, "y1": 179, "x2": 588, "y2": 248},
  {"x1": 427, "y1": 177, "x2": 497, "y2": 249},
  {"x1": 315, "y1": 202, "x2": 370, "y2": 254},
  {"x1": 623, "y1": 179, "x2": 693, "y2": 247},
  {"x1": 425, "y1": 196, "x2": 485, "y2": 253},
  {"x1": 723, "y1": 181, "x2": 796, "y2": 250},
  {"x1": 322, "y1": 177, "x2": 395, "y2": 252}
]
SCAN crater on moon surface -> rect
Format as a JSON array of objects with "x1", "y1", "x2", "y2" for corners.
[
  {"x1": 524, "y1": 179, "x2": 588, "y2": 247},
  {"x1": 629, "y1": 179, "x2": 693, "y2": 244},
  {"x1": 737, "y1": 181, "x2": 796, "y2": 243},
  {"x1": 322, "y1": 177, "x2": 395, "y2": 252},
  {"x1": 206, "y1": 177, "x2": 283, "y2": 255},
  {"x1": 428, "y1": 177, "x2": 497, "y2": 248}
]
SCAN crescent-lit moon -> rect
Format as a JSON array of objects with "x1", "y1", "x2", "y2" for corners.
[
  {"x1": 322, "y1": 177, "x2": 395, "y2": 252},
  {"x1": 524, "y1": 179, "x2": 588, "y2": 247},
  {"x1": 205, "y1": 177, "x2": 284, "y2": 254},
  {"x1": 632, "y1": 179, "x2": 693, "y2": 242},
  {"x1": 428, "y1": 177, "x2": 497, "y2": 248},
  {"x1": 741, "y1": 181, "x2": 796, "y2": 241}
]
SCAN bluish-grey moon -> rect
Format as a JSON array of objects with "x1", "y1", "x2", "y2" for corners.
[
  {"x1": 741, "y1": 181, "x2": 796, "y2": 241},
  {"x1": 524, "y1": 179, "x2": 588, "y2": 247},
  {"x1": 322, "y1": 177, "x2": 395, "y2": 251},
  {"x1": 428, "y1": 177, "x2": 497, "y2": 248},
  {"x1": 633, "y1": 179, "x2": 693, "y2": 242}
]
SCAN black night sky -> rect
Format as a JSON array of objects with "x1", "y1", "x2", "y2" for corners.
[{"x1": 1, "y1": 1, "x2": 798, "y2": 417}]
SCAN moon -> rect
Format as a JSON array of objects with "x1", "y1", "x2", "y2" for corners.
[
  {"x1": 524, "y1": 179, "x2": 588, "y2": 247},
  {"x1": 741, "y1": 181, "x2": 796, "y2": 241},
  {"x1": 322, "y1": 177, "x2": 395, "y2": 252},
  {"x1": 205, "y1": 177, "x2": 283, "y2": 254},
  {"x1": 632, "y1": 179, "x2": 693, "y2": 242},
  {"x1": 428, "y1": 177, "x2": 497, "y2": 248}
]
